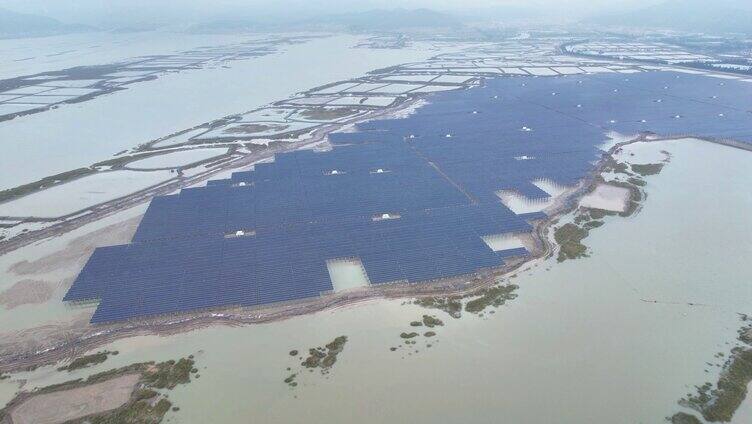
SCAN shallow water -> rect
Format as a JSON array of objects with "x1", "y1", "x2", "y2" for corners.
[
  {"x1": 0, "y1": 32, "x2": 266, "y2": 79},
  {"x1": 0, "y1": 34, "x2": 461, "y2": 190},
  {"x1": 3, "y1": 138, "x2": 750, "y2": 422},
  {"x1": 0, "y1": 170, "x2": 173, "y2": 218},
  {"x1": 0, "y1": 203, "x2": 146, "y2": 331}
]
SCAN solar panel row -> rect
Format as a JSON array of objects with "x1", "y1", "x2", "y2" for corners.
[{"x1": 66, "y1": 71, "x2": 752, "y2": 323}]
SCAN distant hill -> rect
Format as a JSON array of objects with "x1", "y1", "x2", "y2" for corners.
[
  {"x1": 186, "y1": 19, "x2": 266, "y2": 34},
  {"x1": 188, "y1": 8, "x2": 462, "y2": 34},
  {"x1": 0, "y1": 7, "x2": 94, "y2": 38},
  {"x1": 585, "y1": 0, "x2": 752, "y2": 34},
  {"x1": 313, "y1": 8, "x2": 462, "y2": 32}
]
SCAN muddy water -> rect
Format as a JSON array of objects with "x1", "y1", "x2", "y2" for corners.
[
  {"x1": 2, "y1": 138, "x2": 751, "y2": 422},
  {"x1": 0, "y1": 204, "x2": 146, "y2": 331}
]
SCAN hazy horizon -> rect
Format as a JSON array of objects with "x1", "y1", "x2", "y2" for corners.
[
  {"x1": 2, "y1": 0, "x2": 752, "y2": 35},
  {"x1": 0, "y1": 0, "x2": 678, "y2": 27}
]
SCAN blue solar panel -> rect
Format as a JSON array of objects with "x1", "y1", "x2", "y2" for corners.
[{"x1": 66, "y1": 71, "x2": 752, "y2": 323}]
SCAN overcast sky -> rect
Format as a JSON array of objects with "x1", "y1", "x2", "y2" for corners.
[
  {"x1": 1, "y1": 0, "x2": 749, "y2": 27},
  {"x1": 0, "y1": 0, "x2": 664, "y2": 22}
]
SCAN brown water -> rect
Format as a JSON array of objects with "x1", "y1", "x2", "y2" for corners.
[{"x1": 2, "y1": 139, "x2": 751, "y2": 423}]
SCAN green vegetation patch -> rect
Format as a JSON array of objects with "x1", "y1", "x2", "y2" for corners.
[
  {"x1": 573, "y1": 213, "x2": 589, "y2": 225},
  {"x1": 465, "y1": 284, "x2": 519, "y2": 314},
  {"x1": 69, "y1": 397, "x2": 173, "y2": 424},
  {"x1": 602, "y1": 157, "x2": 631, "y2": 175},
  {"x1": 620, "y1": 200, "x2": 640, "y2": 218},
  {"x1": 583, "y1": 220, "x2": 604, "y2": 230},
  {"x1": 141, "y1": 358, "x2": 195, "y2": 389},
  {"x1": 400, "y1": 332, "x2": 419, "y2": 339},
  {"x1": 554, "y1": 223, "x2": 589, "y2": 262},
  {"x1": 588, "y1": 208, "x2": 616, "y2": 220},
  {"x1": 668, "y1": 412, "x2": 702, "y2": 424},
  {"x1": 300, "y1": 107, "x2": 359, "y2": 121},
  {"x1": 0, "y1": 167, "x2": 96, "y2": 204},
  {"x1": 301, "y1": 335, "x2": 348, "y2": 370},
  {"x1": 414, "y1": 296, "x2": 463, "y2": 318},
  {"x1": 628, "y1": 177, "x2": 647, "y2": 187},
  {"x1": 422, "y1": 315, "x2": 444, "y2": 328},
  {"x1": 58, "y1": 350, "x2": 118, "y2": 372},
  {"x1": 630, "y1": 163, "x2": 664, "y2": 176},
  {"x1": 224, "y1": 123, "x2": 275, "y2": 134},
  {"x1": 680, "y1": 321, "x2": 752, "y2": 422},
  {"x1": 0, "y1": 356, "x2": 196, "y2": 424},
  {"x1": 302, "y1": 348, "x2": 326, "y2": 368},
  {"x1": 284, "y1": 373, "x2": 298, "y2": 387}
]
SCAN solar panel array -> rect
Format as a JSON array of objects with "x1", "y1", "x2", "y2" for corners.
[{"x1": 66, "y1": 71, "x2": 752, "y2": 323}]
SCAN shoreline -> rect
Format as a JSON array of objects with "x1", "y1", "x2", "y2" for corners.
[{"x1": 1, "y1": 131, "x2": 730, "y2": 375}]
